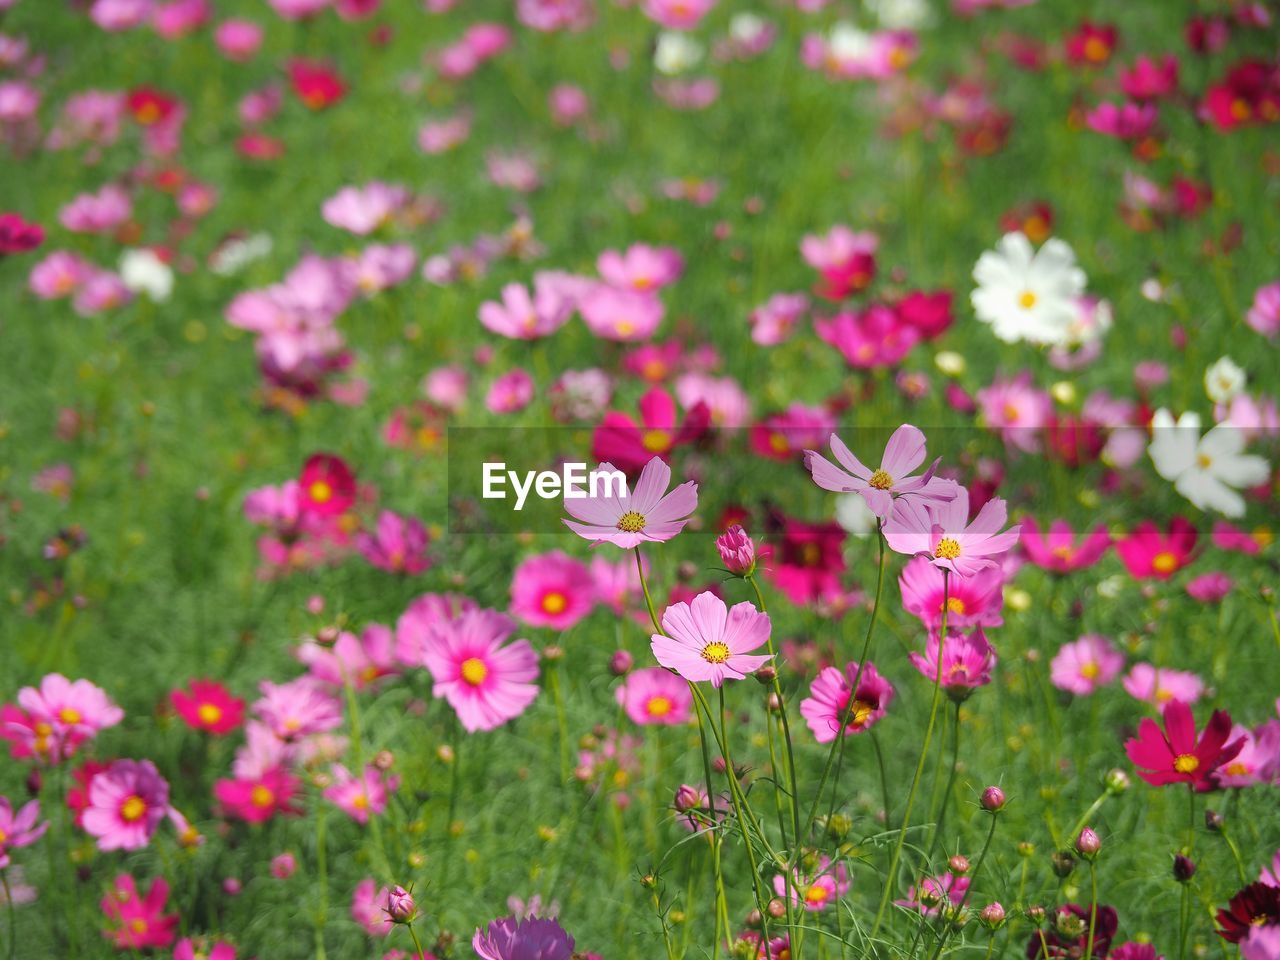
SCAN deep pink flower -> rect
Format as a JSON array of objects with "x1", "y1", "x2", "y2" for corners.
[
  {"x1": 563, "y1": 456, "x2": 698, "y2": 548},
  {"x1": 805, "y1": 424, "x2": 958, "y2": 521},
  {"x1": 800, "y1": 226, "x2": 877, "y2": 300},
  {"x1": 651, "y1": 591, "x2": 772, "y2": 687},
  {"x1": 909, "y1": 627, "x2": 997, "y2": 698},
  {"x1": 356, "y1": 511, "x2": 432, "y2": 575},
  {"x1": 799, "y1": 660, "x2": 894, "y2": 742},
  {"x1": 0, "y1": 212, "x2": 44, "y2": 256},
  {"x1": 615, "y1": 667, "x2": 692, "y2": 726},
  {"x1": 773, "y1": 855, "x2": 849, "y2": 912},
  {"x1": 751, "y1": 404, "x2": 837, "y2": 461},
  {"x1": 394, "y1": 593, "x2": 479, "y2": 666},
  {"x1": 1050, "y1": 635, "x2": 1124, "y2": 696},
  {"x1": 213, "y1": 767, "x2": 302, "y2": 823},
  {"x1": 473, "y1": 915, "x2": 574, "y2": 960},
  {"x1": 170, "y1": 680, "x2": 245, "y2": 735},
  {"x1": 421, "y1": 610, "x2": 540, "y2": 732},
  {"x1": 1115, "y1": 517, "x2": 1198, "y2": 579},
  {"x1": 899, "y1": 556, "x2": 1005, "y2": 630},
  {"x1": 816, "y1": 306, "x2": 920, "y2": 369},
  {"x1": 100, "y1": 874, "x2": 178, "y2": 950},
  {"x1": 175, "y1": 938, "x2": 237, "y2": 960},
  {"x1": 0, "y1": 796, "x2": 47, "y2": 868},
  {"x1": 509, "y1": 551, "x2": 595, "y2": 630},
  {"x1": 760, "y1": 518, "x2": 846, "y2": 607},
  {"x1": 1085, "y1": 100, "x2": 1158, "y2": 139},
  {"x1": 1186, "y1": 572, "x2": 1234, "y2": 603},
  {"x1": 82, "y1": 759, "x2": 170, "y2": 851},
  {"x1": 352, "y1": 878, "x2": 393, "y2": 937},
  {"x1": 1125, "y1": 699, "x2": 1243, "y2": 788},
  {"x1": 884, "y1": 488, "x2": 1021, "y2": 578},
  {"x1": 591, "y1": 387, "x2": 708, "y2": 474},
  {"x1": 1020, "y1": 519, "x2": 1111, "y2": 573},
  {"x1": 1120, "y1": 54, "x2": 1180, "y2": 99}
]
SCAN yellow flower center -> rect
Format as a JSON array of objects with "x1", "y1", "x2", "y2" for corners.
[
  {"x1": 804, "y1": 885, "x2": 830, "y2": 904},
  {"x1": 0, "y1": 829, "x2": 8, "y2": 844},
  {"x1": 1018, "y1": 290, "x2": 1037, "y2": 310},
  {"x1": 800, "y1": 542, "x2": 822, "y2": 567},
  {"x1": 1083, "y1": 36, "x2": 1109, "y2": 62},
  {"x1": 309, "y1": 480, "x2": 332, "y2": 503},
  {"x1": 945, "y1": 597, "x2": 966, "y2": 614},
  {"x1": 1197, "y1": 453, "x2": 1212, "y2": 469},
  {"x1": 647, "y1": 696, "x2": 673, "y2": 717},
  {"x1": 769, "y1": 432, "x2": 790, "y2": 454},
  {"x1": 701, "y1": 642, "x2": 731, "y2": 664},
  {"x1": 868, "y1": 469, "x2": 893, "y2": 490},
  {"x1": 461, "y1": 657, "x2": 488, "y2": 686},
  {"x1": 352, "y1": 793, "x2": 369, "y2": 810},
  {"x1": 641, "y1": 429, "x2": 672, "y2": 453},
  {"x1": 617, "y1": 511, "x2": 647, "y2": 533},
  {"x1": 541, "y1": 592, "x2": 568, "y2": 615},
  {"x1": 850, "y1": 700, "x2": 873, "y2": 728},
  {"x1": 935, "y1": 537, "x2": 961, "y2": 560},
  {"x1": 1151, "y1": 551, "x2": 1178, "y2": 574},
  {"x1": 1080, "y1": 662, "x2": 1100, "y2": 679},
  {"x1": 250, "y1": 785, "x2": 275, "y2": 808},
  {"x1": 130, "y1": 919, "x2": 148, "y2": 934},
  {"x1": 1173, "y1": 754, "x2": 1200, "y2": 774},
  {"x1": 1224, "y1": 762, "x2": 1248, "y2": 777},
  {"x1": 59, "y1": 707, "x2": 82, "y2": 725},
  {"x1": 120, "y1": 796, "x2": 147, "y2": 822},
  {"x1": 197, "y1": 703, "x2": 223, "y2": 725}
]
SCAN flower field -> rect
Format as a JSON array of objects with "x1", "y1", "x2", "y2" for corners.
[{"x1": 1, "y1": 0, "x2": 1279, "y2": 958}]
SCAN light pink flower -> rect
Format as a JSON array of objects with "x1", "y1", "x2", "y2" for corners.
[
  {"x1": 579, "y1": 284, "x2": 664, "y2": 342},
  {"x1": 485, "y1": 369, "x2": 535, "y2": 414},
  {"x1": 421, "y1": 610, "x2": 540, "y2": 732},
  {"x1": 909, "y1": 627, "x2": 997, "y2": 698},
  {"x1": 749, "y1": 292, "x2": 808, "y2": 345},
  {"x1": 82, "y1": 759, "x2": 170, "y2": 851},
  {"x1": 562, "y1": 456, "x2": 698, "y2": 548},
  {"x1": 1050, "y1": 635, "x2": 1124, "y2": 696},
  {"x1": 804, "y1": 424, "x2": 958, "y2": 521},
  {"x1": 58, "y1": 184, "x2": 132, "y2": 234},
  {"x1": 773, "y1": 855, "x2": 849, "y2": 912},
  {"x1": 394, "y1": 592, "x2": 479, "y2": 667},
  {"x1": 615, "y1": 666, "x2": 692, "y2": 725},
  {"x1": 479, "y1": 278, "x2": 572, "y2": 339},
  {"x1": 976, "y1": 373, "x2": 1052, "y2": 454},
  {"x1": 651, "y1": 591, "x2": 772, "y2": 687},
  {"x1": 352, "y1": 878, "x2": 393, "y2": 937},
  {"x1": 323, "y1": 763, "x2": 399, "y2": 824},
  {"x1": 0, "y1": 796, "x2": 48, "y2": 868},
  {"x1": 321, "y1": 182, "x2": 409, "y2": 236},
  {"x1": 1122, "y1": 663, "x2": 1203, "y2": 707},
  {"x1": 641, "y1": 0, "x2": 714, "y2": 29},
  {"x1": 597, "y1": 244, "x2": 684, "y2": 292},
  {"x1": 883, "y1": 488, "x2": 1021, "y2": 578},
  {"x1": 298, "y1": 624, "x2": 398, "y2": 689},
  {"x1": 253, "y1": 677, "x2": 343, "y2": 740},
  {"x1": 11, "y1": 673, "x2": 123, "y2": 759},
  {"x1": 214, "y1": 19, "x2": 263, "y2": 60}
]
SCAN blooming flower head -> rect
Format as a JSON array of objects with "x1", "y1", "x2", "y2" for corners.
[
  {"x1": 804, "y1": 423, "x2": 958, "y2": 521},
  {"x1": 421, "y1": 609, "x2": 540, "y2": 732},
  {"x1": 590, "y1": 387, "x2": 707, "y2": 474},
  {"x1": 10, "y1": 672, "x2": 124, "y2": 759},
  {"x1": 1115, "y1": 518, "x2": 1199, "y2": 579},
  {"x1": 1123, "y1": 663, "x2": 1204, "y2": 707},
  {"x1": 895, "y1": 873, "x2": 969, "y2": 915},
  {"x1": 352, "y1": 878, "x2": 393, "y2": 937},
  {"x1": 0, "y1": 796, "x2": 48, "y2": 868},
  {"x1": 174, "y1": 938, "x2": 237, "y2": 960},
  {"x1": 394, "y1": 592, "x2": 479, "y2": 666},
  {"x1": 760, "y1": 518, "x2": 846, "y2": 607},
  {"x1": 1186, "y1": 571, "x2": 1233, "y2": 603},
  {"x1": 597, "y1": 243, "x2": 684, "y2": 292},
  {"x1": 1211, "y1": 724, "x2": 1275, "y2": 788},
  {"x1": 651, "y1": 591, "x2": 772, "y2": 687},
  {"x1": 883, "y1": 488, "x2": 1021, "y2": 578},
  {"x1": 479, "y1": 277, "x2": 572, "y2": 340},
  {"x1": 899, "y1": 555, "x2": 1005, "y2": 630},
  {"x1": 1050, "y1": 635, "x2": 1124, "y2": 696},
  {"x1": 510, "y1": 551, "x2": 596, "y2": 630},
  {"x1": 170, "y1": 679, "x2": 245, "y2": 735},
  {"x1": 1020, "y1": 519, "x2": 1111, "y2": 573},
  {"x1": 971, "y1": 232, "x2": 1088, "y2": 345},
  {"x1": 976, "y1": 373, "x2": 1052, "y2": 454},
  {"x1": 773, "y1": 855, "x2": 850, "y2": 912},
  {"x1": 100, "y1": 874, "x2": 178, "y2": 950},
  {"x1": 1126, "y1": 699, "x2": 1244, "y2": 788},
  {"x1": 253, "y1": 677, "x2": 344, "y2": 740},
  {"x1": 356, "y1": 510, "x2": 432, "y2": 574},
  {"x1": 473, "y1": 915, "x2": 575, "y2": 960},
  {"x1": 297, "y1": 453, "x2": 356, "y2": 517},
  {"x1": 615, "y1": 666, "x2": 693, "y2": 726},
  {"x1": 299, "y1": 624, "x2": 398, "y2": 690},
  {"x1": 1148, "y1": 409, "x2": 1270, "y2": 518},
  {"x1": 909, "y1": 627, "x2": 997, "y2": 699},
  {"x1": 213, "y1": 767, "x2": 302, "y2": 823},
  {"x1": 799, "y1": 660, "x2": 894, "y2": 742},
  {"x1": 563, "y1": 456, "x2": 698, "y2": 549},
  {"x1": 82, "y1": 759, "x2": 170, "y2": 851},
  {"x1": 323, "y1": 763, "x2": 399, "y2": 824}
]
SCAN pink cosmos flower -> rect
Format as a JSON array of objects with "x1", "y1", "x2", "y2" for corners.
[
  {"x1": 563, "y1": 456, "x2": 698, "y2": 548},
  {"x1": 1186, "y1": 572, "x2": 1233, "y2": 603},
  {"x1": 1124, "y1": 663, "x2": 1205, "y2": 707},
  {"x1": 1020, "y1": 519, "x2": 1111, "y2": 573},
  {"x1": 352, "y1": 878, "x2": 393, "y2": 937},
  {"x1": 82, "y1": 759, "x2": 170, "y2": 851},
  {"x1": 578, "y1": 284, "x2": 664, "y2": 342},
  {"x1": 816, "y1": 306, "x2": 920, "y2": 369},
  {"x1": 651, "y1": 591, "x2": 772, "y2": 687},
  {"x1": 485, "y1": 369, "x2": 535, "y2": 414},
  {"x1": 760, "y1": 518, "x2": 846, "y2": 607},
  {"x1": 640, "y1": 0, "x2": 714, "y2": 30},
  {"x1": 597, "y1": 244, "x2": 684, "y2": 291},
  {"x1": 1115, "y1": 518, "x2": 1198, "y2": 579},
  {"x1": 473, "y1": 915, "x2": 575, "y2": 960},
  {"x1": 10, "y1": 673, "x2": 124, "y2": 759},
  {"x1": 749, "y1": 292, "x2": 809, "y2": 345},
  {"x1": 58, "y1": 184, "x2": 132, "y2": 234},
  {"x1": 1120, "y1": 55, "x2": 1179, "y2": 100},
  {"x1": 899, "y1": 555, "x2": 1004, "y2": 630},
  {"x1": 214, "y1": 19, "x2": 263, "y2": 60},
  {"x1": 751, "y1": 404, "x2": 837, "y2": 461},
  {"x1": 324, "y1": 763, "x2": 399, "y2": 824},
  {"x1": 1245, "y1": 281, "x2": 1280, "y2": 339},
  {"x1": 421, "y1": 609, "x2": 540, "y2": 732},
  {"x1": 800, "y1": 226, "x2": 877, "y2": 300},
  {"x1": 1125, "y1": 699, "x2": 1243, "y2": 788},
  {"x1": 896, "y1": 874, "x2": 969, "y2": 915},
  {"x1": 590, "y1": 555, "x2": 644, "y2": 614},
  {"x1": 298, "y1": 624, "x2": 398, "y2": 689},
  {"x1": 321, "y1": 182, "x2": 409, "y2": 235},
  {"x1": 1050, "y1": 635, "x2": 1124, "y2": 696},
  {"x1": 509, "y1": 551, "x2": 595, "y2": 630},
  {"x1": 73, "y1": 270, "x2": 133, "y2": 316},
  {"x1": 170, "y1": 679, "x2": 245, "y2": 735},
  {"x1": 773, "y1": 855, "x2": 849, "y2": 912},
  {"x1": 1211, "y1": 724, "x2": 1275, "y2": 788},
  {"x1": 0, "y1": 796, "x2": 47, "y2": 868},
  {"x1": 253, "y1": 677, "x2": 343, "y2": 740},
  {"x1": 909, "y1": 627, "x2": 997, "y2": 699},
  {"x1": 1085, "y1": 100, "x2": 1158, "y2": 139},
  {"x1": 100, "y1": 874, "x2": 178, "y2": 950},
  {"x1": 799, "y1": 660, "x2": 894, "y2": 742},
  {"x1": 213, "y1": 767, "x2": 302, "y2": 823},
  {"x1": 348, "y1": 244, "x2": 417, "y2": 296},
  {"x1": 175, "y1": 939, "x2": 237, "y2": 960},
  {"x1": 549, "y1": 84, "x2": 590, "y2": 125},
  {"x1": 674, "y1": 373, "x2": 751, "y2": 428},
  {"x1": 356, "y1": 511, "x2": 432, "y2": 574},
  {"x1": 29, "y1": 250, "x2": 91, "y2": 299},
  {"x1": 976, "y1": 374, "x2": 1052, "y2": 454},
  {"x1": 615, "y1": 666, "x2": 693, "y2": 726},
  {"x1": 804, "y1": 424, "x2": 958, "y2": 521},
  {"x1": 479, "y1": 277, "x2": 572, "y2": 339},
  {"x1": 90, "y1": 0, "x2": 155, "y2": 31},
  {"x1": 395, "y1": 592, "x2": 479, "y2": 666},
  {"x1": 884, "y1": 488, "x2": 1021, "y2": 578}
]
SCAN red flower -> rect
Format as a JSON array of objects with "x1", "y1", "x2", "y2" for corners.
[
  {"x1": 1065, "y1": 22, "x2": 1118, "y2": 67},
  {"x1": 126, "y1": 87, "x2": 179, "y2": 126},
  {"x1": 298, "y1": 453, "x2": 356, "y2": 517},
  {"x1": 1124, "y1": 698, "x2": 1244, "y2": 788},
  {"x1": 1216, "y1": 883, "x2": 1280, "y2": 943},
  {"x1": 170, "y1": 680, "x2": 245, "y2": 735},
  {"x1": 0, "y1": 212, "x2": 44, "y2": 256},
  {"x1": 288, "y1": 59, "x2": 348, "y2": 110},
  {"x1": 591, "y1": 387, "x2": 709, "y2": 475},
  {"x1": 895, "y1": 290, "x2": 953, "y2": 340}
]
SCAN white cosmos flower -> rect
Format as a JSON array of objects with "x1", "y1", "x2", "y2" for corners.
[
  {"x1": 834, "y1": 492, "x2": 877, "y2": 535},
  {"x1": 828, "y1": 23, "x2": 873, "y2": 62},
  {"x1": 654, "y1": 32, "x2": 703, "y2": 76},
  {"x1": 865, "y1": 0, "x2": 932, "y2": 30},
  {"x1": 729, "y1": 12, "x2": 767, "y2": 42},
  {"x1": 1203, "y1": 356, "x2": 1246, "y2": 405},
  {"x1": 971, "y1": 232, "x2": 1088, "y2": 346},
  {"x1": 1148, "y1": 408, "x2": 1270, "y2": 518},
  {"x1": 119, "y1": 249, "x2": 174, "y2": 302}
]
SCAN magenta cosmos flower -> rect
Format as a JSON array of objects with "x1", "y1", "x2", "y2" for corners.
[
  {"x1": 509, "y1": 550, "x2": 595, "y2": 630},
  {"x1": 773, "y1": 855, "x2": 850, "y2": 912},
  {"x1": 0, "y1": 796, "x2": 47, "y2": 868},
  {"x1": 174, "y1": 939, "x2": 236, "y2": 960},
  {"x1": 1020, "y1": 518, "x2": 1111, "y2": 573},
  {"x1": 82, "y1": 759, "x2": 171, "y2": 851},
  {"x1": 1050, "y1": 635, "x2": 1124, "y2": 696},
  {"x1": 473, "y1": 915, "x2": 575, "y2": 960},
  {"x1": 422, "y1": 609, "x2": 540, "y2": 733},
  {"x1": 651, "y1": 591, "x2": 772, "y2": 687},
  {"x1": 898, "y1": 555, "x2": 1005, "y2": 630},
  {"x1": 615, "y1": 666, "x2": 693, "y2": 726},
  {"x1": 323, "y1": 763, "x2": 399, "y2": 824},
  {"x1": 100, "y1": 874, "x2": 178, "y2": 950},
  {"x1": 883, "y1": 488, "x2": 1021, "y2": 578},
  {"x1": 909, "y1": 627, "x2": 997, "y2": 700},
  {"x1": 563, "y1": 456, "x2": 698, "y2": 549},
  {"x1": 1125, "y1": 698, "x2": 1243, "y2": 788},
  {"x1": 799, "y1": 660, "x2": 894, "y2": 742}
]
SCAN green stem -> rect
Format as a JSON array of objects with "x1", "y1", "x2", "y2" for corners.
[{"x1": 1085, "y1": 862, "x2": 1099, "y2": 960}]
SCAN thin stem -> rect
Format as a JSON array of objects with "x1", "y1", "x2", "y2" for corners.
[
  {"x1": 1085, "y1": 862, "x2": 1099, "y2": 960},
  {"x1": 407, "y1": 922, "x2": 427, "y2": 959},
  {"x1": 315, "y1": 802, "x2": 329, "y2": 960},
  {"x1": 871, "y1": 567, "x2": 950, "y2": 941},
  {"x1": 718, "y1": 685, "x2": 772, "y2": 943}
]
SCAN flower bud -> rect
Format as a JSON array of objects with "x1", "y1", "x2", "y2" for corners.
[
  {"x1": 1076, "y1": 827, "x2": 1101, "y2": 858},
  {"x1": 1017, "y1": 841, "x2": 1036, "y2": 858},
  {"x1": 980, "y1": 786, "x2": 1006, "y2": 812},
  {"x1": 609, "y1": 649, "x2": 634, "y2": 676},
  {"x1": 543, "y1": 644, "x2": 564, "y2": 662},
  {"x1": 948, "y1": 854, "x2": 971, "y2": 876},
  {"x1": 1025, "y1": 905, "x2": 1046, "y2": 924},
  {"x1": 755, "y1": 665, "x2": 777, "y2": 685},
  {"x1": 373, "y1": 750, "x2": 395, "y2": 771},
  {"x1": 1173, "y1": 854, "x2": 1196, "y2": 882},
  {"x1": 1054, "y1": 910, "x2": 1086, "y2": 939},
  {"x1": 744, "y1": 909, "x2": 762, "y2": 930},
  {"x1": 386, "y1": 886, "x2": 417, "y2": 923},
  {"x1": 766, "y1": 898, "x2": 787, "y2": 919},
  {"x1": 826, "y1": 813, "x2": 852, "y2": 842},
  {"x1": 1050, "y1": 849, "x2": 1076, "y2": 878},
  {"x1": 1104, "y1": 768, "x2": 1130, "y2": 795},
  {"x1": 673, "y1": 784, "x2": 703, "y2": 813},
  {"x1": 979, "y1": 901, "x2": 1006, "y2": 930},
  {"x1": 716, "y1": 525, "x2": 757, "y2": 576},
  {"x1": 1204, "y1": 809, "x2": 1223, "y2": 832},
  {"x1": 270, "y1": 852, "x2": 297, "y2": 879}
]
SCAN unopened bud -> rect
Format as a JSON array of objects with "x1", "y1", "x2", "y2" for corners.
[
  {"x1": 1104, "y1": 768, "x2": 1130, "y2": 795},
  {"x1": 755, "y1": 665, "x2": 777, "y2": 685},
  {"x1": 609, "y1": 650, "x2": 634, "y2": 676},
  {"x1": 386, "y1": 886, "x2": 417, "y2": 923},
  {"x1": 948, "y1": 854, "x2": 970, "y2": 876},
  {"x1": 980, "y1": 901, "x2": 1006, "y2": 929},
  {"x1": 1076, "y1": 827, "x2": 1101, "y2": 858},
  {"x1": 1173, "y1": 854, "x2": 1196, "y2": 882},
  {"x1": 980, "y1": 786, "x2": 1006, "y2": 812},
  {"x1": 1204, "y1": 809, "x2": 1223, "y2": 832},
  {"x1": 1050, "y1": 849, "x2": 1076, "y2": 878}
]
